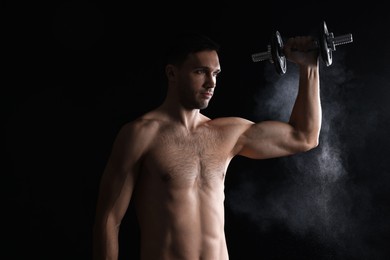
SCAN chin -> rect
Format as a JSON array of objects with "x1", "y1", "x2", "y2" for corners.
[{"x1": 199, "y1": 103, "x2": 209, "y2": 110}]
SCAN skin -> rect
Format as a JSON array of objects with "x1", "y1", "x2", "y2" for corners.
[{"x1": 93, "y1": 36, "x2": 321, "y2": 260}]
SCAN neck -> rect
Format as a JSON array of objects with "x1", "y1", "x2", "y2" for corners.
[{"x1": 158, "y1": 100, "x2": 205, "y2": 130}]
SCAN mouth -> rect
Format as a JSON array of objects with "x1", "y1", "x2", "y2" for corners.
[{"x1": 201, "y1": 92, "x2": 213, "y2": 99}]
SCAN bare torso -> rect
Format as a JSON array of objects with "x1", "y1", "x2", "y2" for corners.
[{"x1": 132, "y1": 116, "x2": 236, "y2": 260}]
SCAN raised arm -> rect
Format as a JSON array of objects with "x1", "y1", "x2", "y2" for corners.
[
  {"x1": 93, "y1": 120, "x2": 151, "y2": 260},
  {"x1": 237, "y1": 36, "x2": 321, "y2": 159}
]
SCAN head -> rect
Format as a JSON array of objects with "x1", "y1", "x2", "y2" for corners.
[{"x1": 164, "y1": 31, "x2": 221, "y2": 110}]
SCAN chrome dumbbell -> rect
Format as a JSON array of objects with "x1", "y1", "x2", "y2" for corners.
[{"x1": 251, "y1": 21, "x2": 353, "y2": 75}]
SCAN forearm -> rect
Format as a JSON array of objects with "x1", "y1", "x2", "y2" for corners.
[
  {"x1": 289, "y1": 64, "x2": 321, "y2": 147},
  {"x1": 93, "y1": 221, "x2": 120, "y2": 260}
]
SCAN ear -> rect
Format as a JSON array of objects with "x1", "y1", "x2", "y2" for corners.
[{"x1": 165, "y1": 64, "x2": 176, "y2": 80}]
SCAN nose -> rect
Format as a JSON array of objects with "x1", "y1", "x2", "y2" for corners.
[{"x1": 205, "y1": 73, "x2": 217, "y2": 89}]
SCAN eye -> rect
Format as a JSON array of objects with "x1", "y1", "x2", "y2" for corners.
[{"x1": 195, "y1": 69, "x2": 206, "y2": 74}]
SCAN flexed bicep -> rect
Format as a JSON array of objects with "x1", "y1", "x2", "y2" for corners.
[{"x1": 237, "y1": 120, "x2": 310, "y2": 159}]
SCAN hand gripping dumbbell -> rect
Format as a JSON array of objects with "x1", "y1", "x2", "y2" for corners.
[{"x1": 251, "y1": 21, "x2": 353, "y2": 75}]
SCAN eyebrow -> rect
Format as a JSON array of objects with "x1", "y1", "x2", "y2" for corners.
[{"x1": 196, "y1": 66, "x2": 221, "y2": 74}]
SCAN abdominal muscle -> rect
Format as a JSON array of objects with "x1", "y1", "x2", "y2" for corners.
[{"x1": 133, "y1": 165, "x2": 229, "y2": 260}]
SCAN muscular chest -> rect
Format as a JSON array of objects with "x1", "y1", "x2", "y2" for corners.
[{"x1": 143, "y1": 126, "x2": 230, "y2": 185}]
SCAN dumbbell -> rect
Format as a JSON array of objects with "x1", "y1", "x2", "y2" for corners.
[{"x1": 251, "y1": 21, "x2": 353, "y2": 75}]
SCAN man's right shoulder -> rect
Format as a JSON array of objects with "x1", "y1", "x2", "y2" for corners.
[
  {"x1": 119, "y1": 114, "x2": 163, "y2": 137},
  {"x1": 110, "y1": 115, "x2": 162, "y2": 157}
]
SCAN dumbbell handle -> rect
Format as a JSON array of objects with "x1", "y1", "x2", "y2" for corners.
[
  {"x1": 323, "y1": 32, "x2": 353, "y2": 51},
  {"x1": 251, "y1": 32, "x2": 353, "y2": 62}
]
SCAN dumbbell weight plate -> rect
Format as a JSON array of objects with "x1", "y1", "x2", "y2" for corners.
[
  {"x1": 319, "y1": 21, "x2": 332, "y2": 66},
  {"x1": 271, "y1": 31, "x2": 287, "y2": 75}
]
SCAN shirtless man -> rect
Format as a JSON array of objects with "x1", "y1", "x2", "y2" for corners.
[{"x1": 93, "y1": 31, "x2": 321, "y2": 260}]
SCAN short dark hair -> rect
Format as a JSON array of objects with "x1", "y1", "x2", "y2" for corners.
[{"x1": 164, "y1": 31, "x2": 220, "y2": 66}]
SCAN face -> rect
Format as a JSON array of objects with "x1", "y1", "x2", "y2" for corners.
[{"x1": 174, "y1": 50, "x2": 221, "y2": 110}]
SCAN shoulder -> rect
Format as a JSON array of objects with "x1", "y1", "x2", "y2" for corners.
[
  {"x1": 110, "y1": 114, "x2": 165, "y2": 156},
  {"x1": 118, "y1": 114, "x2": 162, "y2": 140},
  {"x1": 208, "y1": 116, "x2": 254, "y2": 128},
  {"x1": 204, "y1": 116, "x2": 255, "y2": 140}
]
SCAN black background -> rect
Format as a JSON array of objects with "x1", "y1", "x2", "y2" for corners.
[{"x1": 5, "y1": 2, "x2": 390, "y2": 259}]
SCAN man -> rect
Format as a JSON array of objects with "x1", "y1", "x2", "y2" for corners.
[{"x1": 93, "y1": 31, "x2": 321, "y2": 260}]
